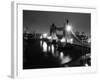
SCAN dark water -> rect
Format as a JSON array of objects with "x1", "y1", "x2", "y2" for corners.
[{"x1": 23, "y1": 38, "x2": 91, "y2": 69}]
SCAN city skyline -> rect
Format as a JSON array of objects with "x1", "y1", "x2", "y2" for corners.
[{"x1": 23, "y1": 10, "x2": 91, "y2": 36}]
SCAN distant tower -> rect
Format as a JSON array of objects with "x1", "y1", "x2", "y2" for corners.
[
  {"x1": 50, "y1": 23, "x2": 56, "y2": 36},
  {"x1": 64, "y1": 19, "x2": 72, "y2": 41},
  {"x1": 66, "y1": 19, "x2": 69, "y2": 24}
]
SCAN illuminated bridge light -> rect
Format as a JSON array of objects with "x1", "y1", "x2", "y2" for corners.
[
  {"x1": 66, "y1": 25, "x2": 72, "y2": 32},
  {"x1": 70, "y1": 38, "x2": 73, "y2": 44},
  {"x1": 60, "y1": 37, "x2": 66, "y2": 43},
  {"x1": 88, "y1": 38, "x2": 91, "y2": 43},
  {"x1": 43, "y1": 33, "x2": 48, "y2": 38},
  {"x1": 47, "y1": 36, "x2": 52, "y2": 40},
  {"x1": 67, "y1": 38, "x2": 73, "y2": 44},
  {"x1": 40, "y1": 35, "x2": 43, "y2": 39}
]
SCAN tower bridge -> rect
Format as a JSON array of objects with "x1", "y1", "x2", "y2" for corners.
[
  {"x1": 23, "y1": 19, "x2": 91, "y2": 68},
  {"x1": 49, "y1": 19, "x2": 90, "y2": 47}
]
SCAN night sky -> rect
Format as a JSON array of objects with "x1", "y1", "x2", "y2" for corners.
[{"x1": 23, "y1": 10, "x2": 91, "y2": 36}]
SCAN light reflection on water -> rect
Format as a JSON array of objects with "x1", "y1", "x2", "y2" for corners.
[
  {"x1": 51, "y1": 45, "x2": 54, "y2": 55},
  {"x1": 42, "y1": 41, "x2": 47, "y2": 52},
  {"x1": 41, "y1": 40, "x2": 72, "y2": 64}
]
